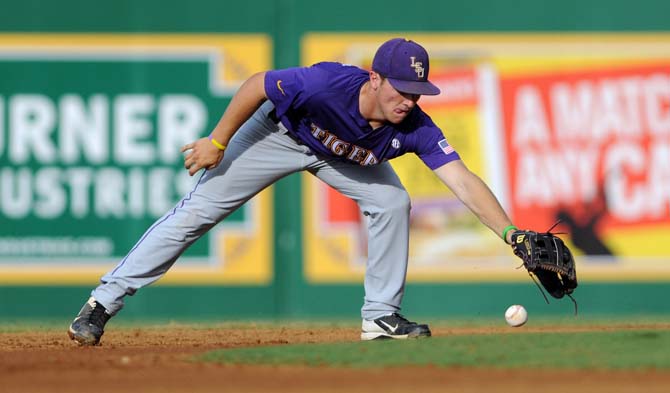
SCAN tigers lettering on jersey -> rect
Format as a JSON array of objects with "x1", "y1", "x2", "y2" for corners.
[{"x1": 310, "y1": 123, "x2": 379, "y2": 166}]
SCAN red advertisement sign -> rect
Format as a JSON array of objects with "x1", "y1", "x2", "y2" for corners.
[{"x1": 501, "y1": 63, "x2": 670, "y2": 252}]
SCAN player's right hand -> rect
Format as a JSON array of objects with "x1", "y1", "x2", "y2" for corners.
[{"x1": 180, "y1": 137, "x2": 225, "y2": 176}]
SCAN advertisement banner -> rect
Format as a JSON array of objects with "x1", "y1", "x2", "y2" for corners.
[
  {"x1": 503, "y1": 63, "x2": 670, "y2": 256},
  {"x1": 302, "y1": 33, "x2": 670, "y2": 283},
  {"x1": 0, "y1": 34, "x2": 273, "y2": 284}
]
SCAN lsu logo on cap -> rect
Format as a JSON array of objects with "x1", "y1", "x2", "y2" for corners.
[
  {"x1": 438, "y1": 139, "x2": 454, "y2": 155},
  {"x1": 410, "y1": 56, "x2": 424, "y2": 79}
]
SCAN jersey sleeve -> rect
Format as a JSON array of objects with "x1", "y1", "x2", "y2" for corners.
[
  {"x1": 415, "y1": 127, "x2": 461, "y2": 170},
  {"x1": 264, "y1": 67, "x2": 313, "y2": 118}
]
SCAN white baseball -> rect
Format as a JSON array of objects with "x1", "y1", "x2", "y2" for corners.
[{"x1": 505, "y1": 304, "x2": 528, "y2": 327}]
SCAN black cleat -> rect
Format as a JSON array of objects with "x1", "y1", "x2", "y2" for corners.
[
  {"x1": 361, "y1": 313, "x2": 431, "y2": 340},
  {"x1": 68, "y1": 297, "x2": 112, "y2": 346}
]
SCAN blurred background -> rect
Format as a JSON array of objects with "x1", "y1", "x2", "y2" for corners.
[{"x1": 1, "y1": 0, "x2": 669, "y2": 322}]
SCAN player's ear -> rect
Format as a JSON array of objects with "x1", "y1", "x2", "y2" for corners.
[{"x1": 369, "y1": 71, "x2": 382, "y2": 90}]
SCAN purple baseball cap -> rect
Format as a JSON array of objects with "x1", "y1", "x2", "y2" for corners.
[{"x1": 372, "y1": 38, "x2": 441, "y2": 96}]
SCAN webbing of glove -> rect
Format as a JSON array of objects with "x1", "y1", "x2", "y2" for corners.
[{"x1": 534, "y1": 233, "x2": 576, "y2": 283}]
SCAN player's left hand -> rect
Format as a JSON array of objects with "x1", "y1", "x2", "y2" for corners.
[{"x1": 180, "y1": 137, "x2": 224, "y2": 176}]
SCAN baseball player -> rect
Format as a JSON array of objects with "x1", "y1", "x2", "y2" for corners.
[{"x1": 68, "y1": 38, "x2": 517, "y2": 345}]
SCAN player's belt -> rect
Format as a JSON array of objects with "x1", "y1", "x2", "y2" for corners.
[
  {"x1": 268, "y1": 108, "x2": 303, "y2": 145},
  {"x1": 268, "y1": 108, "x2": 280, "y2": 124}
]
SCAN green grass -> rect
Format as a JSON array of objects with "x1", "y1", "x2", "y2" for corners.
[
  {"x1": 199, "y1": 329, "x2": 670, "y2": 370},
  {"x1": 0, "y1": 315, "x2": 667, "y2": 332}
]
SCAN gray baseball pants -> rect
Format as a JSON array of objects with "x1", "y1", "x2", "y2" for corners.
[{"x1": 92, "y1": 101, "x2": 411, "y2": 320}]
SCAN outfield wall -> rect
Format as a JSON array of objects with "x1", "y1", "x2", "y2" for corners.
[{"x1": 1, "y1": 0, "x2": 669, "y2": 320}]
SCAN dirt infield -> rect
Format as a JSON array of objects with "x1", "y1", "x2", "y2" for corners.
[{"x1": 2, "y1": 324, "x2": 669, "y2": 393}]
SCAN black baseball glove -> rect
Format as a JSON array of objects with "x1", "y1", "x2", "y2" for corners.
[{"x1": 511, "y1": 229, "x2": 578, "y2": 312}]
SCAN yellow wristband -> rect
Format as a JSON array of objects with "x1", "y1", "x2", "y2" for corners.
[
  {"x1": 502, "y1": 225, "x2": 518, "y2": 244},
  {"x1": 208, "y1": 135, "x2": 226, "y2": 151}
]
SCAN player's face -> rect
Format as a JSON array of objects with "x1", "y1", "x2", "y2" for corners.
[{"x1": 377, "y1": 78, "x2": 420, "y2": 124}]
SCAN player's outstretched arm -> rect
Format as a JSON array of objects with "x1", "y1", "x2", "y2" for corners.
[
  {"x1": 433, "y1": 160, "x2": 515, "y2": 244},
  {"x1": 180, "y1": 71, "x2": 268, "y2": 176}
]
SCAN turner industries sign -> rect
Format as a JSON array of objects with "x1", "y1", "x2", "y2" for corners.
[
  {"x1": 0, "y1": 34, "x2": 270, "y2": 263},
  {"x1": 0, "y1": 93, "x2": 204, "y2": 220}
]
